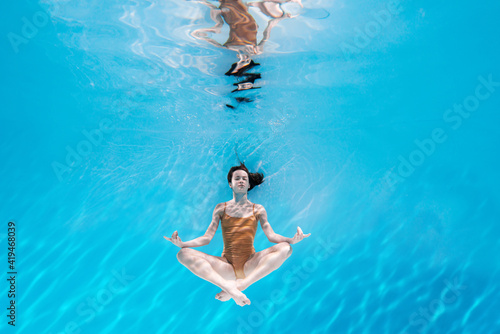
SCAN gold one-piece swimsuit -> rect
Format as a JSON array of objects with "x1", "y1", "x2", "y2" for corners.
[{"x1": 221, "y1": 202, "x2": 258, "y2": 279}]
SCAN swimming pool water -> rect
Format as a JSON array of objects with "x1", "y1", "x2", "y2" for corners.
[{"x1": 1, "y1": 0, "x2": 500, "y2": 333}]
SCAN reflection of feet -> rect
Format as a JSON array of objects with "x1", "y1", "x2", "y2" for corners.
[{"x1": 231, "y1": 58, "x2": 251, "y2": 75}]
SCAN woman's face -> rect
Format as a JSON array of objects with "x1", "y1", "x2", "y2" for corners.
[{"x1": 230, "y1": 169, "x2": 250, "y2": 193}]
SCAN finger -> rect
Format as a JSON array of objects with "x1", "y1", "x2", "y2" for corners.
[
  {"x1": 297, "y1": 226, "x2": 303, "y2": 234},
  {"x1": 304, "y1": 233, "x2": 311, "y2": 237},
  {"x1": 164, "y1": 236, "x2": 171, "y2": 241}
]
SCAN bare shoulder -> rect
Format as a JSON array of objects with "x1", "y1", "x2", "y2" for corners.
[
  {"x1": 254, "y1": 204, "x2": 267, "y2": 218},
  {"x1": 254, "y1": 203, "x2": 265, "y2": 211},
  {"x1": 213, "y1": 202, "x2": 226, "y2": 217}
]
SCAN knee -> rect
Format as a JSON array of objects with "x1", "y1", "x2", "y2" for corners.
[
  {"x1": 277, "y1": 242, "x2": 292, "y2": 257},
  {"x1": 176, "y1": 248, "x2": 192, "y2": 263}
]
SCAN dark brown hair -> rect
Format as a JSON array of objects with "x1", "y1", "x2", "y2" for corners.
[{"x1": 227, "y1": 163, "x2": 264, "y2": 191}]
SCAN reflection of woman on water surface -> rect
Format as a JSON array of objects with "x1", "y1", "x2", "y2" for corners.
[
  {"x1": 164, "y1": 163, "x2": 310, "y2": 306},
  {"x1": 192, "y1": 0, "x2": 300, "y2": 74}
]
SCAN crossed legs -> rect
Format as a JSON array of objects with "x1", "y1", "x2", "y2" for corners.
[
  {"x1": 176, "y1": 248, "x2": 250, "y2": 306},
  {"x1": 215, "y1": 242, "x2": 292, "y2": 301},
  {"x1": 242, "y1": 242, "x2": 293, "y2": 290},
  {"x1": 176, "y1": 242, "x2": 292, "y2": 306}
]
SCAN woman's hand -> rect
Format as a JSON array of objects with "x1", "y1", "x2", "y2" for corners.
[
  {"x1": 163, "y1": 231, "x2": 184, "y2": 248},
  {"x1": 289, "y1": 226, "x2": 311, "y2": 245}
]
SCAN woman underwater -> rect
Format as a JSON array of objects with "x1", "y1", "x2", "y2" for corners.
[{"x1": 164, "y1": 163, "x2": 310, "y2": 306}]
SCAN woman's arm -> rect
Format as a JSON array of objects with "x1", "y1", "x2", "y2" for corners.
[
  {"x1": 191, "y1": 1, "x2": 225, "y2": 47},
  {"x1": 257, "y1": 205, "x2": 310, "y2": 244},
  {"x1": 255, "y1": 14, "x2": 291, "y2": 54},
  {"x1": 164, "y1": 203, "x2": 223, "y2": 248}
]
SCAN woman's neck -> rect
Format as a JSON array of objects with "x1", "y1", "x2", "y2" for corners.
[{"x1": 232, "y1": 192, "x2": 249, "y2": 204}]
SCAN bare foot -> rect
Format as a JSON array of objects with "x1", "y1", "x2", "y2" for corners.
[
  {"x1": 223, "y1": 281, "x2": 251, "y2": 306},
  {"x1": 228, "y1": 289, "x2": 250, "y2": 306},
  {"x1": 215, "y1": 279, "x2": 249, "y2": 302},
  {"x1": 215, "y1": 290, "x2": 231, "y2": 301}
]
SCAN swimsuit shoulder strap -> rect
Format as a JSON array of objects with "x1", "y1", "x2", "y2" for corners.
[
  {"x1": 253, "y1": 204, "x2": 255, "y2": 216},
  {"x1": 224, "y1": 202, "x2": 227, "y2": 214}
]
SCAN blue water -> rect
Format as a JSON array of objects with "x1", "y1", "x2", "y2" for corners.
[{"x1": 1, "y1": 0, "x2": 500, "y2": 333}]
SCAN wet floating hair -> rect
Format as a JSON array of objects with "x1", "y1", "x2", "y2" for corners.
[
  {"x1": 227, "y1": 163, "x2": 264, "y2": 191},
  {"x1": 225, "y1": 60, "x2": 260, "y2": 76}
]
